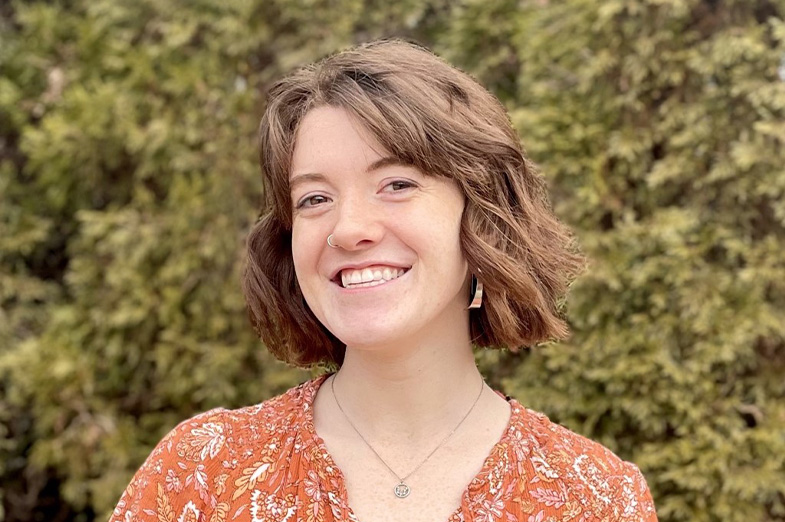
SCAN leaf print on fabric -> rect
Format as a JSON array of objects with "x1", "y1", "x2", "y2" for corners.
[
  {"x1": 231, "y1": 504, "x2": 246, "y2": 520},
  {"x1": 156, "y1": 483, "x2": 174, "y2": 522},
  {"x1": 232, "y1": 458, "x2": 275, "y2": 500},
  {"x1": 561, "y1": 501, "x2": 583, "y2": 520},
  {"x1": 475, "y1": 492, "x2": 505, "y2": 522},
  {"x1": 185, "y1": 463, "x2": 216, "y2": 506},
  {"x1": 487, "y1": 453, "x2": 508, "y2": 494},
  {"x1": 112, "y1": 492, "x2": 129, "y2": 519},
  {"x1": 303, "y1": 470, "x2": 322, "y2": 501},
  {"x1": 516, "y1": 497, "x2": 535, "y2": 514},
  {"x1": 214, "y1": 473, "x2": 229, "y2": 496},
  {"x1": 588, "y1": 496, "x2": 608, "y2": 520},
  {"x1": 177, "y1": 422, "x2": 226, "y2": 461},
  {"x1": 531, "y1": 453, "x2": 560, "y2": 482},
  {"x1": 547, "y1": 449, "x2": 573, "y2": 470},
  {"x1": 527, "y1": 509, "x2": 544, "y2": 522},
  {"x1": 250, "y1": 489, "x2": 301, "y2": 522},
  {"x1": 176, "y1": 501, "x2": 201, "y2": 522},
  {"x1": 530, "y1": 487, "x2": 566, "y2": 508},
  {"x1": 166, "y1": 469, "x2": 184, "y2": 493},
  {"x1": 185, "y1": 464, "x2": 206, "y2": 490},
  {"x1": 509, "y1": 426, "x2": 530, "y2": 477},
  {"x1": 327, "y1": 491, "x2": 345, "y2": 521},
  {"x1": 302, "y1": 469, "x2": 324, "y2": 522},
  {"x1": 209, "y1": 502, "x2": 229, "y2": 522}
]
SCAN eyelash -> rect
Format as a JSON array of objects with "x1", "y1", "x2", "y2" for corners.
[
  {"x1": 385, "y1": 180, "x2": 416, "y2": 192},
  {"x1": 296, "y1": 194, "x2": 329, "y2": 209},
  {"x1": 295, "y1": 180, "x2": 417, "y2": 209}
]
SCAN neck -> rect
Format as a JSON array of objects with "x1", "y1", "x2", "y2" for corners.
[{"x1": 330, "y1": 325, "x2": 484, "y2": 445}]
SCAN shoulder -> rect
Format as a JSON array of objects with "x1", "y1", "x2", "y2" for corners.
[
  {"x1": 221, "y1": 377, "x2": 312, "y2": 441},
  {"x1": 514, "y1": 406, "x2": 657, "y2": 521},
  {"x1": 110, "y1": 378, "x2": 317, "y2": 522},
  {"x1": 160, "y1": 378, "x2": 310, "y2": 462},
  {"x1": 522, "y1": 406, "x2": 630, "y2": 476}
]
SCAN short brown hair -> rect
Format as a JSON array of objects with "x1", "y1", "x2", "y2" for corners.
[{"x1": 243, "y1": 39, "x2": 584, "y2": 369}]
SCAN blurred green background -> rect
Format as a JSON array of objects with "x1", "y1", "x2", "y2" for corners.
[{"x1": 1, "y1": 0, "x2": 784, "y2": 520}]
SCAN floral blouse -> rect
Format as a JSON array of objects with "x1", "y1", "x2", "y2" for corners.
[{"x1": 110, "y1": 374, "x2": 657, "y2": 522}]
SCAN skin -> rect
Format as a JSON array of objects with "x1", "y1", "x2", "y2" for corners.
[{"x1": 289, "y1": 105, "x2": 508, "y2": 447}]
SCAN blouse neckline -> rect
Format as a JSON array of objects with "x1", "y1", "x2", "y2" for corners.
[{"x1": 299, "y1": 373, "x2": 525, "y2": 522}]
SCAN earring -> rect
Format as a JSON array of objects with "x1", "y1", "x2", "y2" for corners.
[{"x1": 468, "y1": 274, "x2": 483, "y2": 309}]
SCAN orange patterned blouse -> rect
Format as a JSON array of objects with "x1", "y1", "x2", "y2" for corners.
[{"x1": 110, "y1": 374, "x2": 657, "y2": 522}]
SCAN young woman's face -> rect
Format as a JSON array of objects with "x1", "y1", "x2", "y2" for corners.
[{"x1": 289, "y1": 106, "x2": 469, "y2": 349}]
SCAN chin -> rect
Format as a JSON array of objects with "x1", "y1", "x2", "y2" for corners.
[
  {"x1": 323, "y1": 307, "x2": 402, "y2": 346},
  {"x1": 327, "y1": 319, "x2": 410, "y2": 350},
  {"x1": 332, "y1": 329, "x2": 400, "y2": 349}
]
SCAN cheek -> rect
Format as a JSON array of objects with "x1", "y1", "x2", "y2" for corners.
[
  {"x1": 436, "y1": 208, "x2": 467, "y2": 277},
  {"x1": 290, "y1": 223, "x2": 315, "y2": 283},
  {"x1": 429, "y1": 207, "x2": 463, "y2": 250}
]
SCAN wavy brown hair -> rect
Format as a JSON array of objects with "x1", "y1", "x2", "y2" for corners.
[{"x1": 243, "y1": 39, "x2": 585, "y2": 369}]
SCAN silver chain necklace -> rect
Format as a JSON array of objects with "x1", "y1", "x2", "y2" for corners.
[{"x1": 330, "y1": 372, "x2": 485, "y2": 499}]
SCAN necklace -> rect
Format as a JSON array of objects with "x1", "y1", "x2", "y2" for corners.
[{"x1": 330, "y1": 372, "x2": 485, "y2": 499}]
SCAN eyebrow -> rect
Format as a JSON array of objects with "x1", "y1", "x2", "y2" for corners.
[
  {"x1": 289, "y1": 156, "x2": 410, "y2": 191},
  {"x1": 366, "y1": 156, "x2": 410, "y2": 172}
]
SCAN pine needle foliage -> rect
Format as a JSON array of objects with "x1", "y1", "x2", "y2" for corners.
[{"x1": 440, "y1": 1, "x2": 785, "y2": 520}]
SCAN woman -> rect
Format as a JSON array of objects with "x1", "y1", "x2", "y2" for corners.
[{"x1": 111, "y1": 39, "x2": 657, "y2": 522}]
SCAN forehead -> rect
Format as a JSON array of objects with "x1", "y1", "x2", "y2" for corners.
[{"x1": 289, "y1": 106, "x2": 389, "y2": 179}]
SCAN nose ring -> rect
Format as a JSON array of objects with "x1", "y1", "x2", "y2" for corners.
[{"x1": 327, "y1": 234, "x2": 340, "y2": 249}]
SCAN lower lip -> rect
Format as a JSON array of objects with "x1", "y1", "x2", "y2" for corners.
[{"x1": 334, "y1": 269, "x2": 411, "y2": 294}]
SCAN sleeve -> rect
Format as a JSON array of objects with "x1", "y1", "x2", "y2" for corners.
[
  {"x1": 604, "y1": 461, "x2": 658, "y2": 522},
  {"x1": 109, "y1": 408, "x2": 229, "y2": 522}
]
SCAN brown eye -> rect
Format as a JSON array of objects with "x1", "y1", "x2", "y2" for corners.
[
  {"x1": 384, "y1": 180, "x2": 417, "y2": 192},
  {"x1": 297, "y1": 194, "x2": 330, "y2": 208}
]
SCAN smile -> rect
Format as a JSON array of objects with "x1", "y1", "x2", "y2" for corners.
[{"x1": 338, "y1": 265, "x2": 411, "y2": 289}]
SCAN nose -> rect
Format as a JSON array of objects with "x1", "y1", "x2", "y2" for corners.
[{"x1": 329, "y1": 194, "x2": 384, "y2": 251}]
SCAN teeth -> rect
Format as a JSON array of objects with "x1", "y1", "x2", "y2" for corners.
[{"x1": 340, "y1": 266, "x2": 407, "y2": 288}]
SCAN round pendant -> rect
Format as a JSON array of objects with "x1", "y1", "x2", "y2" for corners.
[{"x1": 393, "y1": 482, "x2": 410, "y2": 498}]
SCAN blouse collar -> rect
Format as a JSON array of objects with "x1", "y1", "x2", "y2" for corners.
[{"x1": 297, "y1": 373, "x2": 530, "y2": 522}]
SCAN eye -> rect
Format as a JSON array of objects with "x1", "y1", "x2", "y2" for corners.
[
  {"x1": 296, "y1": 194, "x2": 331, "y2": 208},
  {"x1": 382, "y1": 180, "x2": 417, "y2": 192}
]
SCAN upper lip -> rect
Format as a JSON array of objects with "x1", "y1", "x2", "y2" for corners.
[{"x1": 329, "y1": 262, "x2": 412, "y2": 281}]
